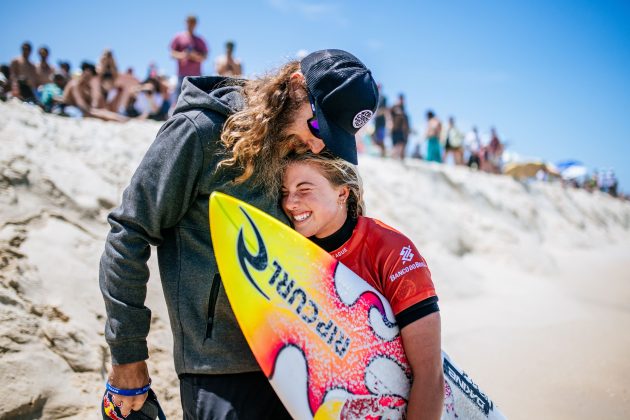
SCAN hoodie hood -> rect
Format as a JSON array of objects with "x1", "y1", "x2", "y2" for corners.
[{"x1": 173, "y1": 76, "x2": 245, "y2": 118}]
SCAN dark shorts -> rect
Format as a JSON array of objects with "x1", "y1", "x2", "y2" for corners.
[
  {"x1": 179, "y1": 372, "x2": 292, "y2": 420},
  {"x1": 468, "y1": 154, "x2": 481, "y2": 168},
  {"x1": 391, "y1": 131, "x2": 407, "y2": 146},
  {"x1": 372, "y1": 125, "x2": 386, "y2": 145}
]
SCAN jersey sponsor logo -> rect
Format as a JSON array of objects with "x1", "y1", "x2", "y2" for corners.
[
  {"x1": 389, "y1": 261, "x2": 427, "y2": 282},
  {"x1": 399, "y1": 245, "x2": 414, "y2": 264},
  {"x1": 443, "y1": 358, "x2": 493, "y2": 415},
  {"x1": 333, "y1": 247, "x2": 348, "y2": 259}
]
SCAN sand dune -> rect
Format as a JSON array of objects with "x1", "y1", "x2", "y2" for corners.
[{"x1": 1, "y1": 100, "x2": 629, "y2": 419}]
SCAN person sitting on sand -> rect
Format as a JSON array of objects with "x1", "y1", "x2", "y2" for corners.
[
  {"x1": 97, "y1": 72, "x2": 126, "y2": 113},
  {"x1": 126, "y1": 78, "x2": 167, "y2": 121},
  {"x1": 62, "y1": 61, "x2": 98, "y2": 114},
  {"x1": 281, "y1": 152, "x2": 444, "y2": 419},
  {"x1": 62, "y1": 62, "x2": 127, "y2": 122},
  {"x1": 39, "y1": 73, "x2": 66, "y2": 113}
]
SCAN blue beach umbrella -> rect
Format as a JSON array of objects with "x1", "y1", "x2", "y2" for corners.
[{"x1": 555, "y1": 160, "x2": 583, "y2": 170}]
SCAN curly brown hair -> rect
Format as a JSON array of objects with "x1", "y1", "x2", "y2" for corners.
[{"x1": 218, "y1": 61, "x2": 310, "y2": 194}]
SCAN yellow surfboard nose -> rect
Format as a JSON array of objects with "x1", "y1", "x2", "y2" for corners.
[{"x1": 313, "y1": 399, "x2": 344, "y2": 420}]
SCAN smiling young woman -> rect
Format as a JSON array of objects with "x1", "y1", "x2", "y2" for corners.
[
  {"x1": 281, "y1": 152, "x2": 444, "y2": 420},
  {"x1": 281, "y1": 160, "x2": 350, "y2": 238}
]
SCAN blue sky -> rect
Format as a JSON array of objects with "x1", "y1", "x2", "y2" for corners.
[{"x1": 2, "y1": 0, "x2": 629, "y2": 192}]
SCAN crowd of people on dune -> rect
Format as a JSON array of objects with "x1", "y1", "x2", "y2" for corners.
[
  {"x1": 367, "y1": 89, "x2": 507, "y2": 174},
  {"x1": 0, "y1": 14, "x2": 623, "y2": 197},
  {"x1": 1, "y1": 42, "x2": 172, "y2": 122},
  {"x1": 365, "y1": 89, "x2": 623, "y2": 198},
  {"x1": 0, "y1": 15, "x2": 241, "y2": 123}
]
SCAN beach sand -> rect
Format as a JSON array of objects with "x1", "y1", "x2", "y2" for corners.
[{"x1": 1, "y1": 100, "x2": 629, "y2": 419}]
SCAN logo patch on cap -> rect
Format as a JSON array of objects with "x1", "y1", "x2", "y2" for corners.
[{"x1": 352, "y1": 110, "x2": 373, "y2": 129}]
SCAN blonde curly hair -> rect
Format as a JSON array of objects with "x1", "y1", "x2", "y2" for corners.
[
  {"x1": 282, "y1": 152, "x2": 366, "y2": 219},
  {"x1": 218, "y1": 61, "x2": 310, "y2": 193}
]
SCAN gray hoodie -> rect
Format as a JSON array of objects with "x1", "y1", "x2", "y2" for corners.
[{"x1": 99, "y1": 76, "x2": 289, "y2": 375}]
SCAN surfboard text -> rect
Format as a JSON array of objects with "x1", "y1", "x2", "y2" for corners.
[
  {"x1": 270, "y1": 260, "x2": 351, "y2": 358},
  {"x1": 443, "y1": 358, "x2": 493, "y2": 415}
]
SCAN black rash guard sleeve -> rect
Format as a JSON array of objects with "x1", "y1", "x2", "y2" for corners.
[{"x1": 396, "y1": 296, "x2": 439, "y2": 329}]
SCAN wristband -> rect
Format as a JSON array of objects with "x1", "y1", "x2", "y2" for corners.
[{"x1": 106, "y1": 379, "x2": 151, "y2": 396}]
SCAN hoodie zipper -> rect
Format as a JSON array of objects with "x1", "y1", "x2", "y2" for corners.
[{"x1": 205, "y1": 273, "x2": 221, "y2": 339}]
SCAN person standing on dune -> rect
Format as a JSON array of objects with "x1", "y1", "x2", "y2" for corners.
[
  {"x1": 215, "y1": 40, "x2": 243, "y2": 77},
  {"x1": 425, "y1": 110, "x2": 442, "y2": 163},
  {"x1": 170, "y1": 15, "x2": 209, "y2": 102}
]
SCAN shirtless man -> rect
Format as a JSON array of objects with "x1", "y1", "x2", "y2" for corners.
[
  {"x1": 63, "y1": 62, "x2": 97, "y2": 112},
  {"x1": 58, "y1": 61, "x2": 72, "y2": 84},
  {"x1": 63, "y1": 62, "x2": 127, "y2": 122},
  {"x1": 36, "y1": 46, "x2": 55, "y2": 87},
  {"x1": 215, "y1": 40, "x2": 243, "y2": 77},
  {"x1": 425, "y1": 110, "x2": 442, "y2": 163},
  {"x1": 9, "y1": 42, "x2": 38, "y2": 100},
  {"x1": 389, "y1": 94, "x2": 410, "y2": 160}
]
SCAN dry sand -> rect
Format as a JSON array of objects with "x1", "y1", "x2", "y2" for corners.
[{"x1": 1, "y1": 100, "x2": 629, "y2": 419}]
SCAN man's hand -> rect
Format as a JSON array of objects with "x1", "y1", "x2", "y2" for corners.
[
  {"x1": 108, "y1": 361, "x2": 150, "y2": 417},
  {"x1": 189, "y1": 51, "x2": 206, "y2": 62}
]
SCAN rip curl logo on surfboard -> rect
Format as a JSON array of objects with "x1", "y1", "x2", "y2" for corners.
[
  {"x1": 237, "y1": 208, "x2": 270, "y2": 299},
  {"x1": 236, "y1": 206, "x2": 351, "y2": 358}
]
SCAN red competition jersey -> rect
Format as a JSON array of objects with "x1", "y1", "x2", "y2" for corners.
[{"x1": 331, "y1": 217, "x2": 437, "y2": 321}]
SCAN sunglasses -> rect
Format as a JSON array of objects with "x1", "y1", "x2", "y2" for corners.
[{"x1": 307, "y1": 91, "x2": 321, "y2": 139}]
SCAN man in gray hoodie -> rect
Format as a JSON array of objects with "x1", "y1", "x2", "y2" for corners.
[{"x1": 100, "y1": 49, "x2": 378, "y2": 419}]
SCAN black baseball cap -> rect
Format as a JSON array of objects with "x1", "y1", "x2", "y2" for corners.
[{"x1": 301, "y1": 49, "x2": 379, "y2": 165}]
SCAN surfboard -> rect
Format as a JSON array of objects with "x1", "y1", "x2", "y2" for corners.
[{"x1": 209, "y1": 192, "x2": 506, "y2": 420}]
